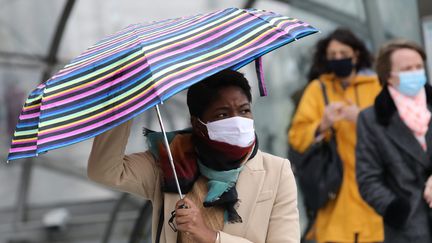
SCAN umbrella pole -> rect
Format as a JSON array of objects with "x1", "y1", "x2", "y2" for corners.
[{"x1": 154, "y1": 104, "x2": 184, "y2": 200}]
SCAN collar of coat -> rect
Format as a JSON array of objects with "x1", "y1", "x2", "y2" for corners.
[
  {"x1": 374, "y1": 84, "x2": 432, "y2": 126},
  {"x1": 320, "y1": 73, "x2": 378, "y2": 86}
]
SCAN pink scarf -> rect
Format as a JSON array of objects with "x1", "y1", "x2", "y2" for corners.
[{"x1": 388, "y1": 86, "x2": 431, "y2": 150}]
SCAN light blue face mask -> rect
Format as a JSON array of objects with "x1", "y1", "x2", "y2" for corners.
[{"x1": 397, "y1": 69, "x2": 427, "y2": 96}]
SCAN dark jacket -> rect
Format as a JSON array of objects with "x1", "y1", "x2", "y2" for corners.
[{"x1": 356, "y1": 85, "x2": 432, "y2": 243}]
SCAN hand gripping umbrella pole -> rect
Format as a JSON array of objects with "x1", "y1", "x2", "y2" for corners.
[{"x1": 154, "y1": 104, "x2": 184, "y2": 200}]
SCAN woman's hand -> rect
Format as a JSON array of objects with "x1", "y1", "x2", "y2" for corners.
[
  {"x1": 319, "y1": 101, "x2": 360, "y2": 134},
  {"x1": 319, "y1": 102, "x2": 344, "y2": 132},
  {"x1": 175, "y1": 197, "x2": 217, "y2": 243},
  {"x1": 340, "y1": 100, "x2": 360, "y2": 123},
  {"x1": 423, "y1": 175, "x2": 432, "y2": 208}
]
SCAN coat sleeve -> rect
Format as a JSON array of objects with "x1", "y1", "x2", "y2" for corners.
[
  {"x1": 219, "y1": 160, "x2": 300, "y2": 243},
  {"x1": 87, "y1": 120, "x2": 160, "y2": 200},
  {"x1": 355, "y1": 110, "x2": 398, "y2": 215},
  {"x1": 288, "y1": 81, "x2": 325, "y2": 153}
]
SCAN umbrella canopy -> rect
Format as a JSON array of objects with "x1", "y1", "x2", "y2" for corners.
[{"x1": 8, "y1": 7, "x2": 317, "y2": 161}]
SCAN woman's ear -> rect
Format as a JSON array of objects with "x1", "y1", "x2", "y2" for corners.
[
  {"x1": 387, "y1": 72, "x2": 400, "y2": 87},
  {"x1": 353, "y1": 50, "x2": 360, "y2": 65},
  {"x1": 191, "y1": 116, "x2": 207, "y2": 137},
  {"x1": 190, "y1": 116, "x2": 199, "y2": 130}
]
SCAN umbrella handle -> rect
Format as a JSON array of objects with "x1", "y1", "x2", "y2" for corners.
[{"x1": 154, "y1": 105, "x2": 184, "y2": 200}]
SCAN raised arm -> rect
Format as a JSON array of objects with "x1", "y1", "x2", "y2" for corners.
[{"x1": 87, "y1": 120, "x2": 160, "y2": 200}]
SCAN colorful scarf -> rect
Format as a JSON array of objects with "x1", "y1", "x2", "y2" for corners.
[
  {"x1": 145, "y1": 129, "x2": 257, "y2": 223},
  {"x1": 388, "y1": 86, "x2": 431, "y2": 150},
  {"x1": 197, "y1": 161, "x2": 244, "y2": 222}
]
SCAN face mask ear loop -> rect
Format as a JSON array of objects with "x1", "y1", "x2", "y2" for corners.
[
  {"x1": 197, "y1": 118, "x2": 206, "y2": 125},
  {"x1": 196, "y1": 118, "x2": 208, "y2": 137}
]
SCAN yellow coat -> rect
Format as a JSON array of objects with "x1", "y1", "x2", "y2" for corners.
[{"x1": 288, "y1": 73, "x2": 384, "y2": 242}]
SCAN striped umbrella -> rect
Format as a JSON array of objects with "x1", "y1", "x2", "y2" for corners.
[{"x1": 8, "y1": 8, "x2": 317, "y2": 165}]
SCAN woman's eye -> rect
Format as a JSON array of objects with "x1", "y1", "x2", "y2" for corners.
[
  {"x1": 241, "y1": 109, "x2": 251, "y2": 114},
  {"x1": 216, "y1": 113, "x2": 227, "y2": 118}
]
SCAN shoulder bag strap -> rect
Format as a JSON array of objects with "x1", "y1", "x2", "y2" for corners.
[
  {"x1": 318, "y1": 80, "x2": 337, "y2": 135},
  {"x1": 318, "y1": 80, "x2": 329, "y2": 106}
]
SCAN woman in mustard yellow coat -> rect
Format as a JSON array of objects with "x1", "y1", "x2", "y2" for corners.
[{"x1": 288, "y1": 28, "x2": 383, "y2": 242}]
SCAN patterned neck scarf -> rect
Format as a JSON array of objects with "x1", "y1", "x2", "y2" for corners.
[
  {"x1": 145, "y1": 129, "x2": 257, "y2": 223},
  {"x1": 197, "y1": 159, "x2": 244, "y2": 223},
  {"x1": 388, "y1": 86, "x2": 431, "y2": 150}
]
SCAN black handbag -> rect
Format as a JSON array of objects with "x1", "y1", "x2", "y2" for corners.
[{"x1": 288, "y1": 81, "x2": 343, "y2": 237}]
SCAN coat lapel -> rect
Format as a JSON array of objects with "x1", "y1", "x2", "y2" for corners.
[
  {"x1": 426, "y1": 118, "x2": 432, "y2": 161},
  {"x1": 223, "y1": 151, "x2": 266, "y2": 235},
  {"x1": 375, "y1": 86, "x2": 432, "y2": 168},
  {"x1": 385, "y1": 114, "x2": 429, "y2": 168}
]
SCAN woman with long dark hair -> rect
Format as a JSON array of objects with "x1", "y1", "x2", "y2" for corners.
[
  {"x1": 307, "y1": 28, "x2": 374, "y2": 82},
  {"x1": 288, "y1": 28, "x2": 383, "y2": 242}
]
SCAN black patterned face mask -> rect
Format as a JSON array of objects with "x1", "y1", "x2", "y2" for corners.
[{"x1": 327, "y1": 57, "x2": 354, "y2": 77}]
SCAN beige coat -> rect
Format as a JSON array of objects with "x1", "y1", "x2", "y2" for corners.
[{"x1": 88, "y1": 120, "x2": 300, "y2": 243}]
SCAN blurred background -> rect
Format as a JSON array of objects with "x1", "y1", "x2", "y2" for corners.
[{"x1": 0, "y1": 0, "x2": 430, "y2": 242}]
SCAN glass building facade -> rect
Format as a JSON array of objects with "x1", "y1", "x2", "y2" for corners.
[{"x1": 0, "y1": 0, "x2": 429, "y2": 241}]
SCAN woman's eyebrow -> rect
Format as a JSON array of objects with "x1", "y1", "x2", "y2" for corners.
[{"x1": 212, "y1": 106, "x2": 230, "y2": 112}]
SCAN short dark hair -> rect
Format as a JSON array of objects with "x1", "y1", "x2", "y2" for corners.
[
  {"x1": 186, "y1": 69, "x2": 252, "y2": 118},
  {"x1": 308, "y1": 27, "x2": 373, "y2": 81},
  {"x1": 375, "y1": 39, "x2": 426, "y2": 85}
]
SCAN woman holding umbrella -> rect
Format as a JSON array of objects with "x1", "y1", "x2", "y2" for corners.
[{"x1": 87, "y1": 69, "x2": 300, "y2": 243}]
